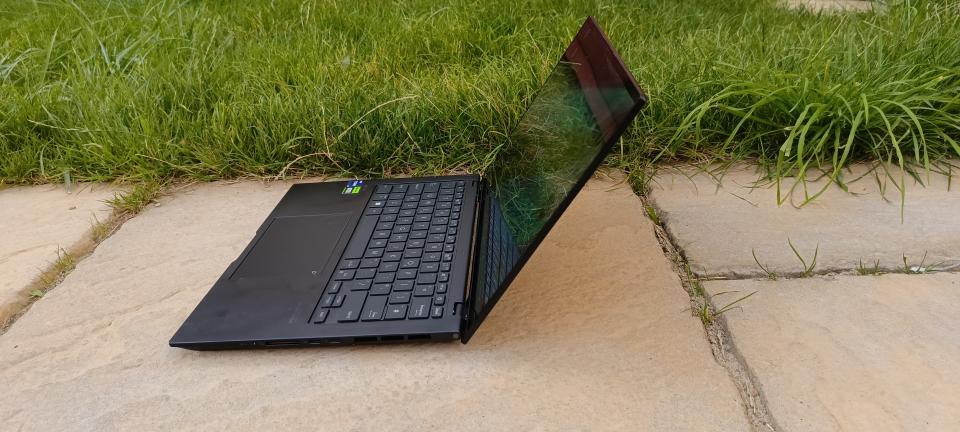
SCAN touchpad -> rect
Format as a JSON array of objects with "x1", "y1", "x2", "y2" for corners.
[{"x1": 231, "y1": 214, "x2": 351, "y2": 279}]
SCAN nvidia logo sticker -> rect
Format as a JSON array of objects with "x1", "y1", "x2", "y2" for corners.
[{"x1": 341, "y1": 180, "x2": 364, "y2": 194}]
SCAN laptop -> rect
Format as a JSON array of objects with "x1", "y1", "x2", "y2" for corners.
[{"x1": 170, "y1": 17, "x2": 647, "y2": 349}]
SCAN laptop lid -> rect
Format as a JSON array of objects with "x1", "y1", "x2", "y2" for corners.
[{"x1": 461, "y1": 17, "x2": 647, "y2": 342}]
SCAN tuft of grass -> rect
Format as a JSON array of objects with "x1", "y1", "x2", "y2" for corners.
[
  {"x1": 788, "y1": 238, "x2": 819, "y2": 277},
  {"x1": 108, "y1": 182, "x2": 161, "y2": 215},
  {"x1": 37, "y1": 247, "x2": 76, "y2": 288},
  {"x1": 644, "y1": 205, "x2": 661, "y2": 224},
  {"x1": 752, "y1": 248, "x2": 778, "y2": 280},
  {"x1": 856, "y1": 258, "x2": 882, "y2": 275},
  {"x1": 0, "y1": 0, "x2": 957, "y2": 186},
  {"x1": 902, "y1": 251, "x2": 929, "y2": 274}
]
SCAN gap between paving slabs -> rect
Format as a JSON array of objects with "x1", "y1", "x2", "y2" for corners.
[
  {"x1": 0, "y1": 184, "x2": 154, "y2": 335},
  {"x1": 627, "y1": 175, "x2": 779, "y2": 432}
]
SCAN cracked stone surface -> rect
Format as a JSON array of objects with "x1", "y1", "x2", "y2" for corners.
[
  {"x1": 0, "y1": 183, "x2": 121, "y2": 324},
  {"x1": 705, "y1": 273, "x2": 960, "y2": 431},
  {"x1": 1, "y1": 176, "x2": 748, "y2": 431},
  {"x1": 648, "y1": 164, "x2": 960, "y2": 278}
]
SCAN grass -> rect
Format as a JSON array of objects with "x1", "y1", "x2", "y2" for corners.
[{"x1": 1, "y1": 0, "x2": 958, "y2": 185}]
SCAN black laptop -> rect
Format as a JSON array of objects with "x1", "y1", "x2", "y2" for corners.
[{"x1": 170, "y1": 17, "x2": 647, "y2": 349}]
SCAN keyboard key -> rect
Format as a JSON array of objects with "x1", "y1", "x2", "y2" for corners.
[
  {"x1": 397, "y1": 216, "x2": 414, "y2": 225},
  {"x1": 401, "y1": 202, "x2": 417, "y2": 210},
  {"x1": 397, "y1": 269, "x2": 417, "y2": 280},
  {"x1": 386, "y1": 200, "x2": 402, "y2": 207},
  {"x1": 423, "y1": 252, "x2": 441, "y2": 262},
  {"x1": 413, "y1": 222, "x2": 430, "y2": 231},
  {"x1": 440, "y1": 262, "x2": 451, "y2": 272},
  {"x1": 399, "y1": 209, "x2": 416, "y2": 217},
  {"x1": 416, "y1": 207, "x2": 434, "y2": 215},
  {"x1": 393, "y1": 281, "x2": 414, "y2": 291},
  {"x1": 340, "y1": 259, "x2": 359, "y2": 269},
  {"x1": 420, "y1": 262, "x2": 439, "y2": 273},
  {"x1": 361, "y1": 296, "x2": 387, "y2": 321},
  {"x1": 409, "y1": 298, "x2": 431, "y2": 319},
  {"x1": 434, "y1": 295, "x2": 445, "y2": 305},
  {"x1": 344, "y1": 280, "x2": 371, "y2": 291},
  {"x1": 365, "y1": 207, "x2": 382, "y2": 215},
  {"x1": 402, "y1": 249, "x2": 422, "y2": 258},
  {"x1": 384, "y1": 304, "x2": 407, "y2": 320},
  {"x1": 427, "y1": 234, "x2": 445, "y2": 243},
  {"x1": 383, "y1": 252, "x2": 402, "y2": 262},
  {"x1": 403, "y1": 195, "x2": 420, "y2": 202},
  {"x1": 420, "y1": 199, "x2": 435, "y2": 207},
  {"x1": 359, "y1": 258, "x2": 380, "y2": 268},
  {"x1": 393, "y1": 184, "x2": 408, "y2": 193},
  {"x1": 333, "y1": 294, "x2": 345, "y2": 307},
  {"x1": 370, "y1": 283, "x2": 392, "y2": 295},
  {"x1": 441, "y1": 181, "x2": 456, "y2": 189},
  {"x1": 389, "y1": 292, "x2": 411, "y2": 304},
  {"x1": 410, "y1": 231, "x2": 427, "y2": 239},
  {"x1": 390, "y1": 234, "x2": 408, "y2": 243},
  {"x1": 372, "y1": 193, "x2": 389, "y2": 201},
  {"x1": 320, "y1": 294, "x2": 337, "y2": 308},
  {"x1": 355, "y1": 268, "x2": 376, "y2": 279},
  {"x1": 387, "y1": 242, "x2": 405, "y2": 252},
  {"x1": 379, "y1": 262, "x2": 399, "y2": 272},
  {"x1": 442, "y1": 253, "x2": 454, "y2": 261},
  {"x1": 364, "y1": 248, "x2": 384, "y2": 258},
  {"x1": 414, "y1": 285, "x2": 434, "y2": 296},
  {"x1": 424, "y1": 243, "x2": 442, "y2": 253},
  {"x1": 312, "y1": 308, "x2": 329, "y2": 323},
  {"x1": 410, "y1": 183, "x2": 424, "y2": 194},
  {"x1": 428, "y1": 226, "x2": 445, "y2": 234},
  {"x1": 393, "y1": 225, "x2": 411, "y2": 233},
  {"x1": 443, "y1": 244, "x2": 454, "y2": 253},
  {"x1": 376, "y1": 222, "x2": 393, "y2": 231},
  {"x1": 424, "y1": 182, "x2": 440, "y2": 193},
  {"x1": 431, "y1": 306, "x2": 444, "y2": 318},
  {"x1": 372, "y1": 230, "x2": 390, "y2": 239},
  {"x1": 335, "y1": 293, "x2": 366, "y2": 322},
  {"x1": 414, "y1": 214, "x2": 431, "y2": 222},
  {"x1": 432, "y1": 217, "x2": 448, "y2": 225},
  {"x1": 417, "y1": 273, "x2": 437, "y2": 284},
  {"x1": 445, "y1": 235, "x2": 457, "y2": 244},
  {"x1": 333, "y1": 269, "x2": 355, "y2": 280},
  {"x1": 383, "y1": 207, "x2": 399, "y2": 214},
  {"x1": 374, "y1": 273, "x2": 395, "y2": 284},
  {"x1": 423, "y1": 192, "x2": 438, "y2": 199},
  {"x1": 400, "y1": 258, "x2": 419, "y2": 268},
  {"x1": 370, "y1": 239, "x2": 388, "y2": 249},
  {"x1": 326, "y1": 281, "x2": 342, "y2": 294},
  {"x1": 375, "y1": 184, "x2": 392, "y2": 193},
  {"x1": 380, "y1": 214, "x2": 397, "y2": 222},
  {"x1": 436, "y1": 283, "x2": 447, "y2": 294},
  {"x1": 407, "y1": 239, "x2": 425, "y2": 249}
]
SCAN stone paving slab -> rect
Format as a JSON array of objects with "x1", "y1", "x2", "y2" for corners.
[
  {"x1": 0, "y1": 183, "x2": 121, "y2": 324},
  {"x1": 705, "y1": 273, "x2": 960, "y2": 431},
  {"x1": 1, "y1": 176, "x2": 749, "y2": 431},
  {"x1": 648, "y1": 164, "x2": 960, "y2": 278}
]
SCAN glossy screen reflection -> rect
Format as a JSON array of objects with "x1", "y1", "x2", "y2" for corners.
[{"x1": 469, "y1": 48, "x2": 638, "y2": 325}]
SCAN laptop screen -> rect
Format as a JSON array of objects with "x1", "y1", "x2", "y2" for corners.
[{"x1": 463, "y1": 18, "x2": 646, "y2": 341}]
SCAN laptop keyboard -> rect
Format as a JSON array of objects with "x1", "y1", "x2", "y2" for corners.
[{"x1": 311, "y1": 181, "x2": 466, "y2": 324}]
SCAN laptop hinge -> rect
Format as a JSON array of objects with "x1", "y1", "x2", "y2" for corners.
[{"x1": 459, "y1": 179, "x2": 486, "y2": 341}]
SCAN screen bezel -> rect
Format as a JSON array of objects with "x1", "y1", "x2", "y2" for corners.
[{"x1": 461, "y1": 16, "x2": 648, "y2": 342}]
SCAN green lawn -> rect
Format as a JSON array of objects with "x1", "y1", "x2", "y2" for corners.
[{"x1": 1, "y1": 0, "x2": 958, "y2": 186}]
